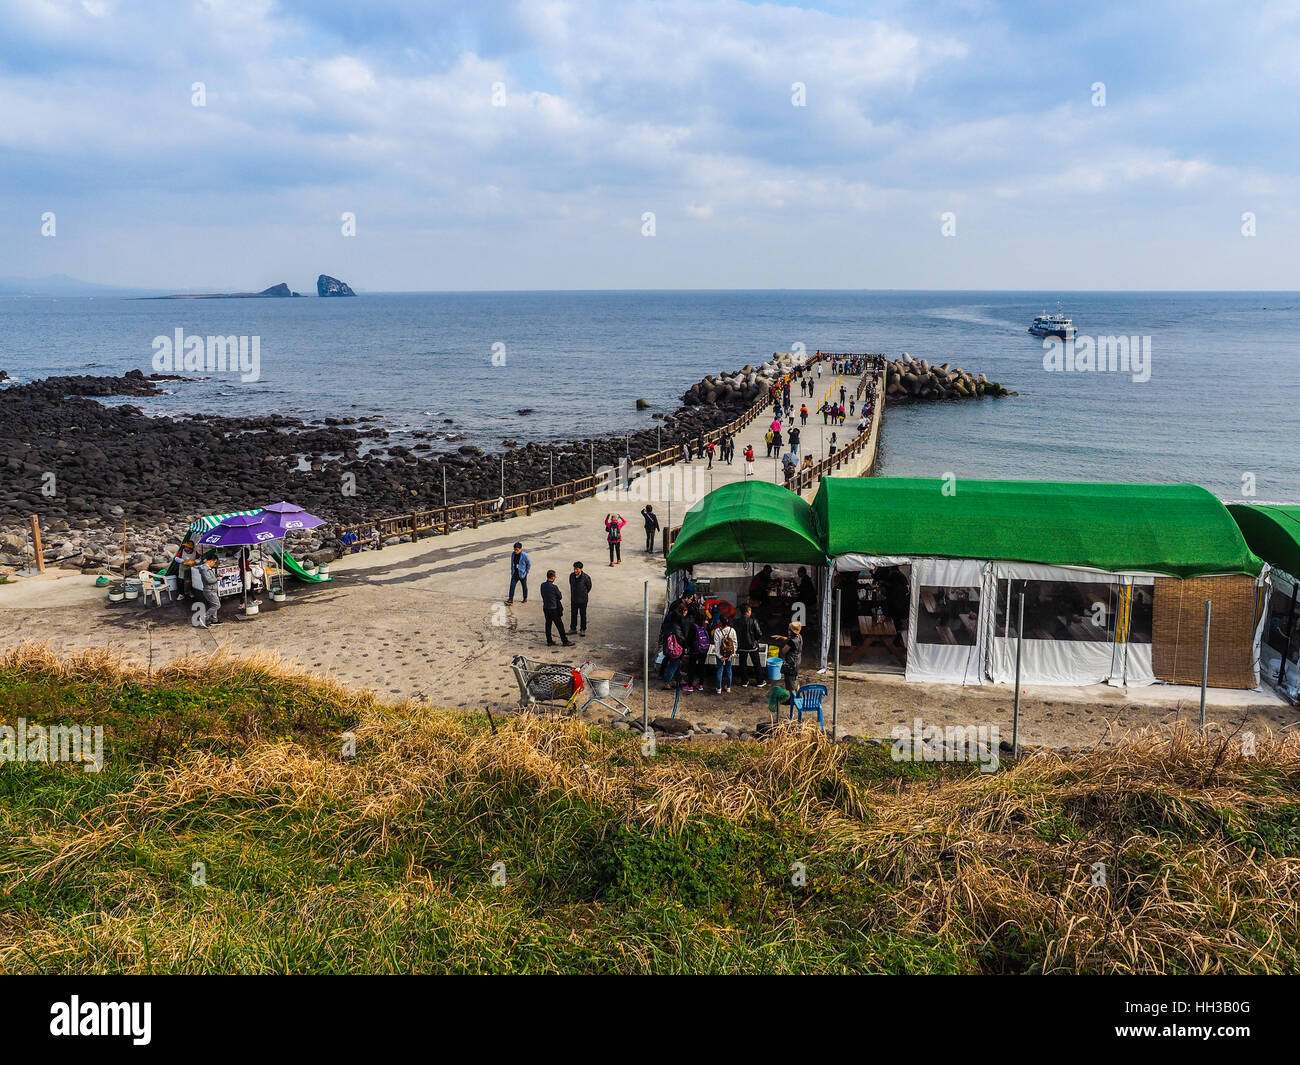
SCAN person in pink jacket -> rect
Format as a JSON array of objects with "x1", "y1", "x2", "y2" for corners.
[{"x1": 604, "y1": 513, "x2": 627, "y2": 566}]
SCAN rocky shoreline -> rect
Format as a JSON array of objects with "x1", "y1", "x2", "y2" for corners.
[
  {"x1": 0, "y1": 367, "x2": 743, "y2": 575},
  {"x1": 1, "y1": 349, "x2": 1009, "y2": 577}
]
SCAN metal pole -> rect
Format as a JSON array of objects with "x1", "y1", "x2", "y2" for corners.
[
  {"x1": 1200, "y1": 598, "x2": 1212, "y2": 729},
  {"x1": 657, "y1": 425, "x2": 661, "y2": 452},
  {"x1": 590, "y1": 442, "x2": 594, "y2": 474},
  {"x1": 1278, "y1": 583, "x2": 1298, "y2": 685},
  {"x1": 832, "y1": 587, "x2": 841, "y2": 741},
  {"x1": 442, "y1": 466, "x2": 447, "y2": 508},
  {"x1": 643, "y1": 581, "x2": 650, "y2": 733},
  {"x1": 549, "y1": 452, "x2": 553, "y2": 486},
  {"x1": 500, "y1": 457, "x2": 504, "y2": 499},
  {"x1": 1012, "y1": 591, "x2": 1024, "y2": 758}
]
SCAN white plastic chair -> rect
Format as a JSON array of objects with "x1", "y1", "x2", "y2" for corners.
[{"x1": 138, "y1": 569, "x2": 171, "y2": 607}]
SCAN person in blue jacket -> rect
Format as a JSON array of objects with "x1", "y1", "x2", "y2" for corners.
[{"x1": 507, "y1": 541, "x2": 531, "y2": 604}]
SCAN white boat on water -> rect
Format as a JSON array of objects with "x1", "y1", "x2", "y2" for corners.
[{"x1": 1028, "y1": 303, "x2": 1076, "y2": 339}]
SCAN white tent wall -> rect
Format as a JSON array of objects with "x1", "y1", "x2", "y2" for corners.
[
  {"x1": 905, "y1": 558, "x2": 986, "y2": 684},
  {"x1": 1252, "y1": 568, "x2": 1274, "y2": 690},
  {"x1": 986, "y1": 563, "x2": 1156, "y2": 687},
  {"x1": 819, "y1": 566, "x2": 833, "y2": 669}
]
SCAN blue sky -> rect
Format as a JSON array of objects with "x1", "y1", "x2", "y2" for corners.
[{"x1": 1, "y1": 0, "x2": 1297, "y2": 290}]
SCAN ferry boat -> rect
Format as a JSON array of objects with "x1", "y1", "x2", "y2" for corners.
[{"x1": 1028, "y1": 303, "x2": 1075, "y2": 339}]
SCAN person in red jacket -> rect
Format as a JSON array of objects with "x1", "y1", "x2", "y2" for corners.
[{"x1": 604, "y1": 513, "x2": 626, "y2": 566}]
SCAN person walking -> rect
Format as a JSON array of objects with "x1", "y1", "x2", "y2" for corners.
[
  {"x1": 705, "y1": 438, "x2": 715, "y2": 469},
  {"x1": 799, "y1": 403, "x2": 808, "y2": 426},
  {"x1": 764, "y1": 427, "x2": 775, "y2": 458},
  {"x1": 641, "y1": 504, "x2": 660, "y2": 553},
  {"x1": 789, "y1": 426, "x2": 800, "y2": 456},
  {"x1": 567, "y1": 562, "x2": 591, "y2": 636},
  {"x1": 540, "y1": 570, "x2": 571, "y2": 647},
  {"x1": 193, "y1": 553, "x2": 222, "y2": 627},
  {"x1": 737, "y1": 602, "x2": 765, "y2": 686},
  {"x1": 604, "y1": 513, "x2": 626, "y2": 566},
  {"x1": 772, "y1": 427, "x2": 783, "y2": 455},
  {"x1": 506, "y1": 541, "x2": 530, "y2": 604},
  {"x1": 680, "y1": 432, "x2": 691, "y2": 464},
  {"x1": 743, "y1": 443, "x2": 755, "y2": 477}
]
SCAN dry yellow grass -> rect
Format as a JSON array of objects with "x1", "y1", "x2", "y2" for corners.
[{"x1": 2, "y1": 645, "x2": 1298, "y2": 973}]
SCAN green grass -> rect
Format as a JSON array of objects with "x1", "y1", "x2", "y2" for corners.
[{"x1": 1, "y1": 646, "x2": 1298, "y2": 974}]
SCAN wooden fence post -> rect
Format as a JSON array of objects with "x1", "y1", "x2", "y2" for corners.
[
  {"x1": 410, "y1": 512, "x2": 420, "y2": 542},
  {"x1": 30, "y1": 514, "x2": 45, "y2": 573}
]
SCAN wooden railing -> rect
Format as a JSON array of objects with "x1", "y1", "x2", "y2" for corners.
[
  {"x1": 334, "y1": 355, "x2": 821, "y2": 545},
  {"x1": 661, "y1": 356, "x2": 888, "y2": 556},
  {"x1": 787, "y1": 364, "x2": 885, "y2": 494}
]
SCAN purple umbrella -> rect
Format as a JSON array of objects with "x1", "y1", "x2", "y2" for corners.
[
  {"x1": 260, "y1": 502, "x2": 328, "y2": 592},
  {"x1": 260, "y1": 501, "x2": 326, "y2": 532},
  {"x1": 197, "y1": 516, "x2": 284, "y2": 612}
]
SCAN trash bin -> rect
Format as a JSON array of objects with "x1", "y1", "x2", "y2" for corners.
[{"x1": 766, "y1": 656, "x2": 783, "y2": 682}]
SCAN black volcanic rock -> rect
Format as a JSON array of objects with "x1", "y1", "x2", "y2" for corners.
[
  {"x1": 260, "y1": 282, "x2": 292, "y2": 297},
  {"x1": 317, "y1": 274, "x2": 356, "y2": 297}
]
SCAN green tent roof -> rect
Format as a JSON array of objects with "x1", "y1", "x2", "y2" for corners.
[
  {"x1": 811, "y1": 478, "x2": 1261, "y2": 579},
  {"x1": 1227, "y1": 503, "x2": 1300, "y2": 579},
  {"x1": 666, "y1": 481, "x2": 825, "y2": 574}
]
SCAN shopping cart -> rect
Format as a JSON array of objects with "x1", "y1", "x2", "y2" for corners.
[
  {"x1": 510, "y1": 655, "x2": 583, "y2": 713},
  {"x1": 576, "y1": 660, "x2": 636, "y2": 717}
]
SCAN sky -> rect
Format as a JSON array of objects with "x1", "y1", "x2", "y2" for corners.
[{"x1": 1, "y1": 0, "x2": 1298, "y2": 291}]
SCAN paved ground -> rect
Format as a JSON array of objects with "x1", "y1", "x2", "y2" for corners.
[{"x1": 3, "y1": 363, "x2": 1294, "y2": 745}]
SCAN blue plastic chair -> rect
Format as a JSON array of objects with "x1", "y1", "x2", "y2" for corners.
[{"x1": 789, "y1": 684, "x2": 828, "y2": 728}]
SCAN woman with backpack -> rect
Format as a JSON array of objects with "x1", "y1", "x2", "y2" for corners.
[
  {"x1": 684, "y1": 608, "x2": 711, "y2": 692},
  {"x1": 660, "y1": 603, "x2": 689, "y2": 689},
  {"x1": 604, "y1": 513, "x2": 626, "y2": 566},
  {"x1": 713, "y1": 617, "x2": 738, "y2": 693}
]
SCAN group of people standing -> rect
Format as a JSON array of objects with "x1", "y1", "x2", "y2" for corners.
[
  {"x1": 678, "y1": 429, "x2": 736, "y2": 468},
  {"x1": 508, "y1": 541, "x2": 594, "y2": 648},
  {"x1": 657, "y1": 585, "x2": 805, "y2": 699},
  {"x1": 507, "y1": 508, "x2": 662, "y2": 648}
]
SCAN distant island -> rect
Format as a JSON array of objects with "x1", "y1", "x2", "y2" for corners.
[
  {"x1": 143, "y1": 282, "x2": 304, "y2": 300},
  {"x1": 139, "y1": 275, "x2": 358, "y2": 300},
  {"x1": 318, "y1": 274, "x2": 356, "y2": 297}
]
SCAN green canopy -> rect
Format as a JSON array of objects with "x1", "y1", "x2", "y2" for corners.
[
  {"x1": 666, "y1": 481, "x2": 825, "y2": 574},
  {"x1": 811, "y1": 478, "x2": 1262, "y2": 579},
  {"x1": 1228, "y1": 503, "x2": 1300, "y2": 579}
]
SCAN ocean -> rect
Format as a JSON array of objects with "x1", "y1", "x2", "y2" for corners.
[{"x1": 1, "y1": 290, "x2": 1296, "y2": 501}]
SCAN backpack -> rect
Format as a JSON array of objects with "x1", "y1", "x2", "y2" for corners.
[
  {"x1": 720, "y1": 630, "x2": 736, "y2": 658},
  {"x1": 666, "y1": 633, "x2": 683, "y2": 659},
  {"x1": 692, "y1": 624, "x2": 710, "y2": 655}
]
